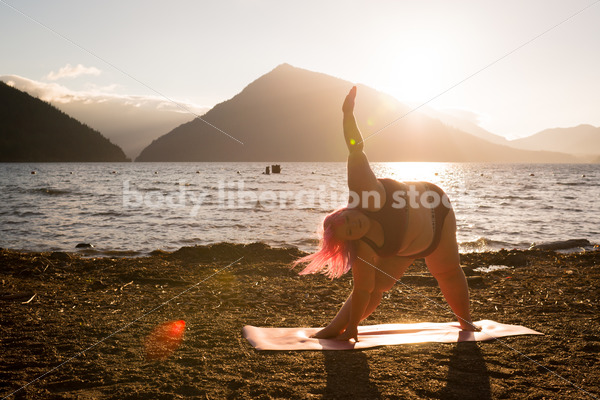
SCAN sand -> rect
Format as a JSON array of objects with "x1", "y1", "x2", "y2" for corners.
[{"x1": 1, "y1": 243, "x2": 599, "y2": 399}]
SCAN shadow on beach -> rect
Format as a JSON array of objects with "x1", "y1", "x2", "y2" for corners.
[
  {"x1": 322, "y1": 339, "x2": 490, "y2": 400},
  {"x1": 439, "y1": 338, "x2": 491, "y2": 400},
  {"x1": 323, "y1": 350, "x2": 382, "y2": 399}
]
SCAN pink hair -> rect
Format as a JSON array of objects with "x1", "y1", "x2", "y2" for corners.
[{"x1": 292, "y1": 207, "x2": 356, "y2": 279}]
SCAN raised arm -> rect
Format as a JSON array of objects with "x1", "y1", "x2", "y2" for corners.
[
  {"x1": 343, "y1": 86, "x2": 384, "y2": 210},
  {"x1": 342, "y1": 86, "x2": 364, "y2": 153}
]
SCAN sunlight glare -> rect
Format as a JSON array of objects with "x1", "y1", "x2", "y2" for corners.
[
  {"x1": 144, "y1": 320, "x2": 186, "y2": 361},
  {"x1": 390, "y1": 47, "x2": 445, "y2": 103},
  {"x1": 369, "y1": 35, "x2": 449, "y2": 104},
  {"x1": 373, "y1": 162, "x2": 448, "y2": 183}
]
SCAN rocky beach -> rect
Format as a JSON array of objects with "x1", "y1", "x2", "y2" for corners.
[{"x1": 1, "y1": 244, "x2": 599, "y2": 399}]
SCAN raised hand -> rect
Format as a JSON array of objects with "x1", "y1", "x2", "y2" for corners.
[{"x1": 342, "y1": 86, "x2": 357, "y2": 114}]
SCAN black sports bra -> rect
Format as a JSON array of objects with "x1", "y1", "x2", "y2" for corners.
[{"x1": 358, "y1": 179, "x2": 409, "y2": 257}]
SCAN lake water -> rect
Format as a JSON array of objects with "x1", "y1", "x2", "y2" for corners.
[{"x1": 0, "y1": 162, "x2": 598, "y2": 256}]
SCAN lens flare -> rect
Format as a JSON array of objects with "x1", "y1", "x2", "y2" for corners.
[{"x1": 144, "y1": 320, "x2": 186, "y2": 361}]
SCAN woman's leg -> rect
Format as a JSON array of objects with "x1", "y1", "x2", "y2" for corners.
[
  {"x1": 311, "y1": 294, "x2": 352, "y2": 338},
  {"x1": 313, "y1": 289, "x2": 393, "y2": 339},
  {"x1": 312, "y1": 290, "x2": 384, "y2": 338},
  {"x1": 360, "y1": 256, "x2": 414, "y2": 320},
  {"x1": 361, "y1": 291, "x2": 383, "y2": 320},
  {"x1": 313, "y1": 256, "x2": 413, "y2": 338},
  {"x1": 424, "y1": 210, "x2": 478, "y2": 330}
]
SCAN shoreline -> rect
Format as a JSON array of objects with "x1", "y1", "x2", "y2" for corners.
[
  {"x1": 1, "y1": 244, "x2": 599, "y2": 398},
  {"x1": 1, "y1": 237, "x2": 598, "y2": 260}
]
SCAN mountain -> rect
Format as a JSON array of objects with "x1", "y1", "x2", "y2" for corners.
[
  {"x1": 509, "y1": 125, "x2": 600, "y2": 160},
  {"x1": 0, "y1": 82, "x2": 129, "y2": 162},
  {"x1": 0, "y1": 74, "x2": 208, "y2": 159},
  {"x1": 53, "y1": 98, "x2": 199, "y2": 160},
  {"x1": 136, "y1": 64, "x2": 577, "y2": 163}
]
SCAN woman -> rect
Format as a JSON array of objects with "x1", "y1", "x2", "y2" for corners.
[{"x1": 293, "y1": 86, "x2": 479, "y2": 341}]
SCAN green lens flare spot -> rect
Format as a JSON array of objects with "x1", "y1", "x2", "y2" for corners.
[{"x1": 350, "y1": 139, "x2": 356, "y2": 145}]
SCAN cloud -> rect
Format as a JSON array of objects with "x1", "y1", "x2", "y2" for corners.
[
  {"x1": 1, "y1": 74, "x2": 211, "y2": 158},
  {"x1": 2, "y1": 74, "x2": 76, "y2": 103},
  {"x1": 1, "y1": 74, "x2": 208, "y2": 114},
  {"x1": 45, "y1": 64, "x2": 102, "y2": 81}
]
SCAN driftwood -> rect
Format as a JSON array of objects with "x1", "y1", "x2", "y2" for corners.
[{"x1": 22, "y1": 293, "x2": 37, "y2": 304}]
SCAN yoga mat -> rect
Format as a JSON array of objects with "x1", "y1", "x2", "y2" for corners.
[{"x1": 242, "y1": 320, "x2": 543, "y2": 351}]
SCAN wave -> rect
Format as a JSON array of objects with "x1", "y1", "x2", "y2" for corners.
[
  {"x1": 176, "y1": 237, "x2": 204, "y2": 244},
  {"x1": 28, "y1": 187, "x2": 74, "y2": 196},
  {"x1": 2, "y1": 220, "x2": 24, "y2": 225},
  {"x1": 134, "y1": 186, "x2": 166, "y2": 192},
  {"x1": 486, "y1": 195, "x2": 541, "y2": 201},
  {"x1": 7, "y1": 210, "x2": 45, "y2": 217},
  {"x1": 202, "y1": 185, "x2": 260, "y2": 192},
  {"x1": 556, "y1": 182, "x2": 587, "y2": 186},
  {"x1": 474, "y1": 265, "x2": 512, "y2": 273},
  {"x1": 92, "y1": 211, "x2": 125, "y2": 217},
  {"x1": 459, "y1": 237, "x2": 518, "y2": 252}
]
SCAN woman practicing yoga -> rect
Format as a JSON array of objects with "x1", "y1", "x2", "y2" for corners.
[{"x1": 294, "y1": 86, "x2": 479, "y2": 342}]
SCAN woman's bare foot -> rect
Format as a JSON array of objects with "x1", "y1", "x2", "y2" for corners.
[
  {"x1": 335, "y1": 326, "x2": 359, "y2": 342},
  {"x1": 310, "y1": 325, "x2": 343, "y2": 339}
]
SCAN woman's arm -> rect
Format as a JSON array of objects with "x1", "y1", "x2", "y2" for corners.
[
  {"x1": 335, "y1": 257, "x2": 376, "y2": 341},
  {"x1": 343, "y1": 87, "x2": 384, "y2": 210},
  {"x1": 342, "y1": 86, "x2": 364, "y2": 153},
  {"x1": 310, "y1": 294, "x2": 352, "y2": 338}
]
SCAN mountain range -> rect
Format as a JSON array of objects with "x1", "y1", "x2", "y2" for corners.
[
  {"x1": 510, "y1": 125, "x2": 600, "y2": 159},
  {"x1": 2, "y1": 64, "x2": 598, "y2": 163},
  {"x1": 136, "y1": 64, "x2": 587, "y2": 162}
]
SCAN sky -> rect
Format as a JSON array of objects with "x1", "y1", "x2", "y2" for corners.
[{"x1": 1, "y1": 0, "x2": 599, "y2": 141}]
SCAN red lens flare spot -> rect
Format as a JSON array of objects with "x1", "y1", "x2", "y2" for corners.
[{"x1": 144, "y1": 320, "x2": 186, "y2": 361}]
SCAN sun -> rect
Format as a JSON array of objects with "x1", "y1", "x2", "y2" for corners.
[
  {"x1": 389, "y1": 46, "x2": 446, "y2": 103},
  {"x1": 368, "y1": 36, "x2": 449, "y2": 104}
]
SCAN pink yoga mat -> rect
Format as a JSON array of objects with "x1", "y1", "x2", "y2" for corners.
[{"x1": 242, "y1": 320, "x2": 543, "y2": 350}]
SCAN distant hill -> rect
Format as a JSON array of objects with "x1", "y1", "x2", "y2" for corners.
[
  {"x1": 0, "y1": 74, "x2": 206, "y2": 159},
  {"x1": 509, "y1": 124, "x2": 600, "y2": 160},
  {"x1": 418, "y1": 105, "x2": 510, "y2": 146},
  {"x1": 0, "y1": 82, "x2": 129, "y2": 162},
  {"x1": 136, "y1": 64, "x2": 577, "y2": 163}
]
